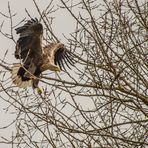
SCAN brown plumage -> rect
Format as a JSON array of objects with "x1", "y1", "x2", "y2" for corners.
[{"x1": 12, "y1": 18, "x2": 74, "y2": 90}]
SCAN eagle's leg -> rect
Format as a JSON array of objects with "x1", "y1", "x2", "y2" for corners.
[{"x1": 32, "y1": 77, "x2": 43, "y2": 94}]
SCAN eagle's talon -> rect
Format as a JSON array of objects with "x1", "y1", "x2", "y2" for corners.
[{"x1": 37, "y1": 87, "x2": 43, "y2": 95}]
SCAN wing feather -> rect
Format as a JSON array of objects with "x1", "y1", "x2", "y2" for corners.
[
  {"x1": 15, "y1": 18, "x2": 43, "y2": 60},
  {"x1": 62, "y1": 55, "x2": 72, "y2": 70},
  {"x1": 63, "y1": 52, "x2": 75, "y2": 66},
  {"x1": 54, "y1": 44, "x2": 75, "y2": 70},
  {"x1": 56, "y1": 52, "x2": 63, "y2": 70},
  {"x1": 13, "y1": 18, "x2": 43, "y2": 89},
  {"x1": 58, "y1": 54, "x2": 67, "y2": 71}
]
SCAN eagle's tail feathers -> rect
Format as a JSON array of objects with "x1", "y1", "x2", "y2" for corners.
[{"x1": 11, "y1": 63, "x2": 32, "y2": 88}]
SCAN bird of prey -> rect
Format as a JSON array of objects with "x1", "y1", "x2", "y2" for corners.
[{"x1": 11, "y1": 18, "x2": 74, "y2": 93}]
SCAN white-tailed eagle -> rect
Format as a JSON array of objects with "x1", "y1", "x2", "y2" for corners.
[{"x1": 11, "y1": 18, "x2": 74, "y2": 92}]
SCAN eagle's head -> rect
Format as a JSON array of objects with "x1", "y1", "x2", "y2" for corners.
[{"x1": 32, "y1": 23, "x2": 43, "y2": 34}]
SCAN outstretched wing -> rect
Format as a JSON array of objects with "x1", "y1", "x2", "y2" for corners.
[
  {"x1": 53, "y1": 43, "x2": 75, "y2": 71},
  {"x1": 12, "y1": 18, "x2": 43, "y2": 89},
  {"x1": 15, "y1": 18, "x2": 43, "y2": 60},
  {"x1": 43, "y1": 43, "x2": 75, "y2": 71}
]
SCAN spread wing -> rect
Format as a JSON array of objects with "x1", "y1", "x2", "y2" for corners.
[
  {"x1": 12, "y1": 18, "x2": 43, "y2": 89},
  {"x1": 54, "y1": 48, "x2": 75, "y2": 70},
  {"x1": 53, "y1": 43, "x2": 75, "y2": 71},
  {"x1": 15, "y1": 18, "x2": 43, "y2": 60},
  {"x1": 44, "y1": 43, "x2": 75, "y2": 71}
]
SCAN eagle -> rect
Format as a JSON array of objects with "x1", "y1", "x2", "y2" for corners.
[{"x1": 11, "y1": 18, "x2": 74, "y2": 93}]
